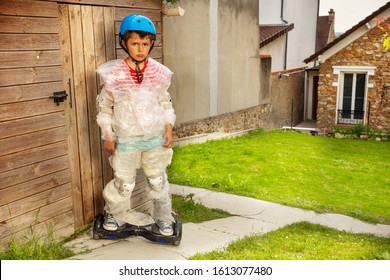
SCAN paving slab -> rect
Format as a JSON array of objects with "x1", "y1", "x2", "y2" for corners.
[{"x1": 307, "y1": 213, "x2": 390, "y2": 237}]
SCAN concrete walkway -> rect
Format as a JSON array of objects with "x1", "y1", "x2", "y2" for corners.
[{"x1": 66, "y1": 184, "x2": 390, "y2": 260}]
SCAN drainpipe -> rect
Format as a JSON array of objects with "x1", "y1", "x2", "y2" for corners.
[
  {"x1": 304, "y1": 70, "x2": 308, "y2": 120},
  {"x1": 281, "y1": 0, "x2": 288, "y2": 70},
  {"x1": 313, "y1": 0, "x2": 320, "y2": 67}
]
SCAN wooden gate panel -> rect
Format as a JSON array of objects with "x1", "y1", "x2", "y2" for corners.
[
  {"x1": 0, "y1": 66, "x2": 63, "y2": 87},
  {"x1": 0, "y1": 183, "x2": 72, "y2": 221},
  {"x1": 0, "y1": 34, "x2": 60, "y2": 51},
  {"x1": 0, "y1": 112, "x2": 66, "y2": 140},
  {"x1": 0, "y1": 82, "x2": 64, "y2": 103},
  {"x1": 0, "y1": 197, "x2": 73, "y2": 237},
  {"x1": 0, "y1": 141, "x2": 68, "y2": 174},
  {"x1": 81, "y1": 5, "x2": 105, "y2": 217},
  {"x1": 0, "y1": 0, "x2": 58, "y2": 17},
  {"x1": 0, "y1": 0, "x2": 74, "y2": 250},
  {"x1": 0, "y1": 155, "x2": 69, "y2": 191},
  {"x1": 0, "y1": 126, "x2": 67, "y2": 157},
  {"x1": 96, "y1": 7, "x2": 115, "y2": 189},
  {"x1": 0, "y1": 170, "x2": 70, "y2": 206},
  {"x1": 0, "y1": 99, "x2": 64, "y2": 121},
  {"x1": 0, "y1": 15, "x2": 59, "y2": 33},
  {"x1": 0, "y1": 197, "x2": 74, "y2": 248},
  {"x1": 0, "y1": 0, "x2": 165, "y2": 250},
  {"x1": 0, "y1": 51, "x2": 62, "y2": 68},
  {"x1": 67, "y1": 4, "x2": 95, "y2": 224}
]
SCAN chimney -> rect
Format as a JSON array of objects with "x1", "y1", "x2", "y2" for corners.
[
  {"x1": 328, "y1": 9, "x2": 335, "y2": 24},
  {"x1": 328, "y1": 9, "x2": 336, "y2": 42}
]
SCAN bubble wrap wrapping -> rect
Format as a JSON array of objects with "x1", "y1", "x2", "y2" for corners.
[
  {"x1": 96, "y1": 58, "x2": 175, "y2": 141},
  {"x1": 103, "y1": 148, "x2": 174, "y2": 226}
]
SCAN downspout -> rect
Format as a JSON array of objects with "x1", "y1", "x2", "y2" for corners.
[
  {"x1": 281, "y1": 0, "x2": 288, "y2": 70},
  {"x1": 304, "y1": 70, "x2": 308, "y2": 120},
  {"x1": 313, "y1": 0, "x2": 320, "y2": 67}
]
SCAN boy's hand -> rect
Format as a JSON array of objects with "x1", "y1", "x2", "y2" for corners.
[
  {"x1": 163, "y1": 124, "x2": 173, "y2": 148},
  {"x1": 103, "y1": 140, "x2": 116, "y2": 153}
]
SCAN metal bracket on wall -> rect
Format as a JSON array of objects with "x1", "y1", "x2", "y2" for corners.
[{"x1": 50, "y1": 90, "x2": 68, "y2": 105}]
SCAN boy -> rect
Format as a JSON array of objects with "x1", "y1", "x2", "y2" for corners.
[{"x1": 96, "y1": 14, "x2": 176, "y2": 236}]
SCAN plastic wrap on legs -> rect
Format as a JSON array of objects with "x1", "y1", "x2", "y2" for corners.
[
  {"x1": 110, "y1": 151, "x2": 140, "y2": 187},
  {"x1": 142, "y1": 148, "x2": 175, "y2": 223},
  {"x1": 115, "y1": 180, "x2": 135, "y2": 197},
  {"x1": 141, "y1": 148, "x2": 173, "y2": 175},
  {"x1": 105, "y1": 151, "x2": 138, "y2": 217},
  {"x1": 147, "y1": 175, "x2": 164, "y2": 195},
  {"x1": 102, "y1": 179, "x2": 130, "y2": 225},
  {"x1": 104, "y1": 151, "x2": 154, "y2": 226},
  {"x1": 103, "y1": 179, "x2": 154, "y2": 226},
  {"x1": 150, "y1": 174, "x2": 174, "y2": 223}
]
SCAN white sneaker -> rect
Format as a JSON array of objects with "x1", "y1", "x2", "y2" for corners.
[{"x1": 157, "y1": 220, "x2": 173, "y2": 236}]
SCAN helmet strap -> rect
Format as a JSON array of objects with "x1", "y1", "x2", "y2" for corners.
[{"x1": 134, "y1": 60, "x2": 144, "y2": 83}]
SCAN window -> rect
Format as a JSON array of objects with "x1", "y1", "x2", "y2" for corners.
[
  {"x1": 332, "y1": 66, "x2": 375, "y2": 125},
  {"x1": 338, "y1": 73, "x2": 366, "y2": 124}
]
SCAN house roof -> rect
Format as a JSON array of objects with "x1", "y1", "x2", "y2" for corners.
[
  {"x1": 304, "y1": 1, "x2": 390, "y2": 63},
  {"x1": 260, "y1": 24, "x2": 294, "y2": 48},
  {"x1": 316, "y1": 9, "x2": 335, "y2": 51}
]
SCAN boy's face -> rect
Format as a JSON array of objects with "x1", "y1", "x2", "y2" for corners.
[{"x1": 123, "y1": 32, "x2": 152, "y2": 62}]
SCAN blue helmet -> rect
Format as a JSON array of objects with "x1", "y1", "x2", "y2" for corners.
[{"x1": 119, "y1": 14, "x2": 156, "y2": 43}]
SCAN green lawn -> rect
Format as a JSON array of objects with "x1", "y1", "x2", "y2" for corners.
[
  {"x1": 172, "y1": 194, "x2": 231, "y2": 223},
  {"x1": 169, "y1": 129, "x2": 390, "y2": 224},
  {"x1": 171, "y1": 193, "x2": 390, "y2": 260},
  {"x1": 190, "y1": 222, "x2": 390, "y2": 260},
  {"x1": 3, "y1": 129, "x2": 388, "y2": 260}
]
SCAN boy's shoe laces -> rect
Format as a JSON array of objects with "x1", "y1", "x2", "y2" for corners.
[
  {"x1": 103, "y1": 213, "x2": 118, "y2": 231},
  {"x1": 157, "y1": 220, "x2": 173, "y2": 236}
]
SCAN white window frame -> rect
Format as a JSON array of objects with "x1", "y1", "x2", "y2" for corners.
[{"x1": 332, "y1": 66, "x2": 376, "y2": 125}]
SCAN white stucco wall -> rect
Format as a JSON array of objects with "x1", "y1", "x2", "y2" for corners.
[
  {"x1": 163, "y1": 0, "x2": 260, "y2": 124},
  {"x1": 259, "y1": 35, "x2": 286, "y2": 72},
  {"x1": 260, "y1": 0, "x2": 319, "y2": 71},
  {"x1": 284, "y1": 0, "x2": 319, "y2": 69},
  {"x1": 259, "y1": 0, "x2": 282, "y2": 24}
]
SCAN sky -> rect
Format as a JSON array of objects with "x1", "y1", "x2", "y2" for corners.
[{"x1": 319, "y1": 0, "x2": 389, "y2": 33}]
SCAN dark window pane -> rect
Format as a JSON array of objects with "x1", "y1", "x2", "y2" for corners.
[
  {"x1": 343, "y1": 74, "x2": 353, "y2": 111},
  {"x1": 355, "y1": 74, "x2": 366, "y2": 111}
]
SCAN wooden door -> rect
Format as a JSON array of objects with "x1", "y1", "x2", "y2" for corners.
[
  {"x1": 58, "y1": 4, "x2": 116, "y2": 227},
  {"x1": 0, "y1": 0, "x2": 163, "y2": 249},
  {"x1": 0, "y1": 0, "x2": 77, "y2": 249}
]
